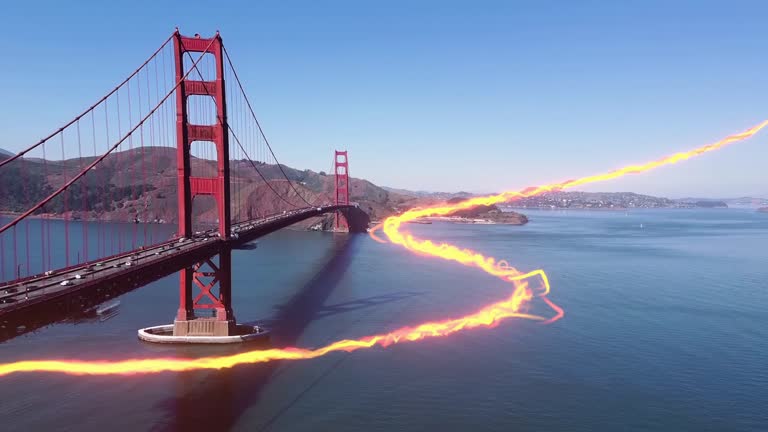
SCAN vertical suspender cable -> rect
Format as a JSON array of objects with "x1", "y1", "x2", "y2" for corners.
[
  {"x1": 61, "y1": 132, "x2": 69, "y2": 267},
  {"x1": 77, "y1": 119, "x2": 87, "y2": 263}
]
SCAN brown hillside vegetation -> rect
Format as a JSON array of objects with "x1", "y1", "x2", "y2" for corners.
[{"x1": 0, "y1": 147, "x2": 417, "y2": 230}]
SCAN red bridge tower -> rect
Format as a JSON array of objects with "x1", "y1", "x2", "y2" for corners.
[
  {"x1": 173, "y1": 30, "x2": 235, "y2": 337},
  {"x1": 334, "y1": 150, "x2": 350, "y2": 231}
]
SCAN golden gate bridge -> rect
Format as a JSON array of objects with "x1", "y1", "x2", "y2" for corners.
[
  {"x1": 0, "y1": 30, "x2": 367, "y2": 342},
  {"x1": 0, "y1": 27, "x2": 766, "y2": 370}
]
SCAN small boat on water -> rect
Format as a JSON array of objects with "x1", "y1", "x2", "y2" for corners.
[
  {"x1": 89, "y1": 300, "x2": 121, "y2": 321},
  {"x1": 96, "y1": 300, "x2": 120, "y2": 316},
  {"x1": 234, "y1": 241, "x2": 258, "y2": 250},
  {"x1": 73, "y1": 300, "x2": 121, "y2": 323},
  {"x1": 405, "y1": 220, "x2": 432, "y2": 224}
]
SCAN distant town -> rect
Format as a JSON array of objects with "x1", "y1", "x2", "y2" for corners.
[{"x1": 498, "y1": 191, "x2": 734, "y2": 210}]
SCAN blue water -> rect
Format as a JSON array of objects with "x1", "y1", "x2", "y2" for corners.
[{"x1": 0, "y1": 209, "x2": 766, "y2": 431}]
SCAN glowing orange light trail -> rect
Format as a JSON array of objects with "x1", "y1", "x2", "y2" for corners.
[
  {"x1": 383, "y1": 119, "x2": 768, "y2": 225},
  {"x1": 0, "y1": 278, "x2": 543, "y2": 376},
  {"x1": 0, "y1": 120, "x2": 764, "y2": 377},
  {"x1": 377, "y1": 119, "x2": 768, "y2": 327}
]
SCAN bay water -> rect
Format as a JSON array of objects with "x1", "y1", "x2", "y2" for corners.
[{"x1": 0, "y1": 209, "x2": 766, "y2": 431}]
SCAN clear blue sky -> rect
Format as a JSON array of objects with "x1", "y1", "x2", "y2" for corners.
[{"x1": 2, "y1": 0, "x2": 767, "y2": 198}]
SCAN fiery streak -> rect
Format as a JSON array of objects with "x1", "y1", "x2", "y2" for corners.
[
  {"x1": 0, "y1": 120, "x2": 765, "y2": 377},
  {"x1": 380, "y1": 120, "x2": 768, "y2": 324},
  {"x1": 0, "y1": 280, "x2": 541, "y2": 376}
]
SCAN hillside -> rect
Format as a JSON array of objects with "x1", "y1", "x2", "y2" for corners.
[
  {"x1": 0, "y1": 147, "x2": 416, "y2": 230},
  {"x1": 381, "y1": 186, "x2": 475, "y2": 201}
]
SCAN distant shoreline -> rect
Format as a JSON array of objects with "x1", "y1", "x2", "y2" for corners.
[
  {"x1": 421, "y1": 216, "x2": 526, "y2": 225},
  {"x1": 0, "y1": 211, "x2": 167, "y2": 225},
  {"x1": 0, "y1": 212, "x2": 349, "y2": 233},
  {"x1": 502, "y1": 206, "x2": 732, "y2": 211}
]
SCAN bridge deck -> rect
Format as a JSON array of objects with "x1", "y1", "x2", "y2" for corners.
[{"x1": 0, "y1": 205, "x2": 352, "y2": 320}]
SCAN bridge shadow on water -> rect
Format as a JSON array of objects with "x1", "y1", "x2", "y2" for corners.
[{"x1": 154, "y1": 234, "x2": 422, "y2": 431}]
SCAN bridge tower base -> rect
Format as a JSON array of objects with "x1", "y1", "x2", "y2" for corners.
[
  {"x1": 138, "y1": 323, "x2": 269, "y2": 344},
  {"x1": 174, "y1": 249, "x2": 235, "y2": 337}
]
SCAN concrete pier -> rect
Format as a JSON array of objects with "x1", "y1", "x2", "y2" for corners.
[{"x1": 138, "y1": 324, "x2": 269, "y2": 344}]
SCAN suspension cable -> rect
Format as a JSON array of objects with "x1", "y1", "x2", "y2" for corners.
[
  {"x1": 222, "y1": 46, "x2": 316, "y2": 207},
  {"x1": 183, "y1": 52, "x2": 307, "y2": 209},
  {"x1": 0, "y1": 34, "x2": 175, "y2": 170},
  {"x1": 0, "y1": 36, "x2": 218, "y2": 236}
]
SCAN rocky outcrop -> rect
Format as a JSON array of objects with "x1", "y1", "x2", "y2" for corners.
[{"x1": 445, "y1": 198, "x2": 528, "y2": 225}]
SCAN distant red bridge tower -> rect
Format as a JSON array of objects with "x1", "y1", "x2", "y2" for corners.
[{"x1": 334, "y1": 150, "x2": 350, "y2": 231}]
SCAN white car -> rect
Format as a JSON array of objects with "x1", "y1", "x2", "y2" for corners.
[{"x1": 60, "y1": 280, "x2": 72, "y2": 286}]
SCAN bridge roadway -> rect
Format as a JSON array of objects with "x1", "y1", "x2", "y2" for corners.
[{"x1": 0, "y1": 205, "x2": 353, "y2": 325}]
